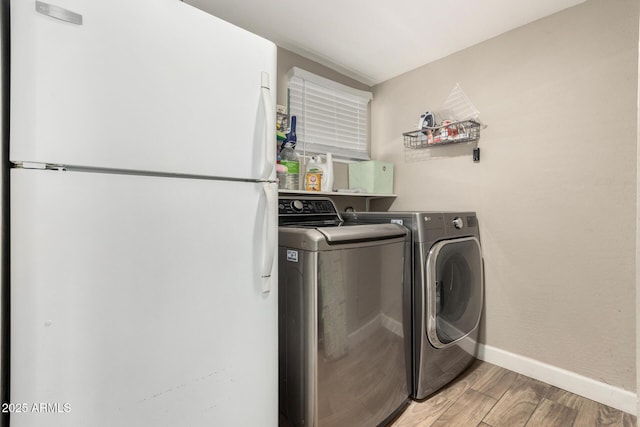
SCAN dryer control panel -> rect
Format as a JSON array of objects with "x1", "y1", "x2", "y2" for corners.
[{"x1": 443, "y1": 213, "x2": 478, "y2": 235}]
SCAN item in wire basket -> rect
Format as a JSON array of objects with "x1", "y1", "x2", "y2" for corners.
[
  {"x1": 454, "y1": 122, "x2": 468, "y2": 140},
  {"x1": 432, "y1": 128, "x2": 443, "y2": 144},
  {"x1": 426, "y1": 129, "x2": 435, "y2": 145},
  {"x1": 419, "y1": 112, "x2": 435, "y2": 129},
  {"x1": 441, "y1": 120, "x2": 459, "y2": 141}
]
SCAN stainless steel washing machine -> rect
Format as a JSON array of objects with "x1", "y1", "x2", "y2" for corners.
[
  {"x1": 278, "y1": 197, "x2": 411, "y2": 427},
  {"x1": 342, "y1": 211, "x2": 484, "y2": 400}
]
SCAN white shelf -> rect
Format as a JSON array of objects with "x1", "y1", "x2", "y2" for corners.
[{"x1": 278, "y1": 189, "x2": 396, "y2": 198}]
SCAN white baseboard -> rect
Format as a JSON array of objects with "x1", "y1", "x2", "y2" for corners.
[{"x1": 477, "y1": 344, "x2": 637, "y2": 415}]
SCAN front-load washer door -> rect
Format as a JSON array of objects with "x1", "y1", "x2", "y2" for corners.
[{"x1": 426, "y1": 237, "x2": 483, "y2": 349}]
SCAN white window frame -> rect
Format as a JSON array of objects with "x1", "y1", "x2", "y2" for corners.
[{"x1": 287, "y1": 67, "x2": 372, "y2": 160}]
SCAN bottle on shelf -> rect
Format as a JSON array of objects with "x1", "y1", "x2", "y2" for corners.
[
  {"x1": 322, "y1": 153, "x2": 334, "y2": 192},
  {"x1": 287, "y1": 115, "x2": 297, "y2": 146},
  {"x1": 304, "y1": 153, "x2": 334, "y2": 192},
  {"x1": 279, "y1": 141, "x2": 299, "y2": 190},
  {"x1": 278, "y1": 115, "x2": 299, "y2": 190},
  {"x1": 305, "y1": 156, "x2": 323, "y2": 192}
]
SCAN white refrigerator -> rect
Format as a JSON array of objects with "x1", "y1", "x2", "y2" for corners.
[{"x1": 4, "y1": 1, "x2": 278, "y2": 426}]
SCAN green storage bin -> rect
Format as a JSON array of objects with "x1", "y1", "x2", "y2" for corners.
[{"x1": 348, "y1": 161, "x2": 394, "y2": 194}]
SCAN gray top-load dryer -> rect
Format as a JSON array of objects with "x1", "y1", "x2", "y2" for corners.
[
  {"x1": 278, "y1": 197, "x2": 410, "y2": 427},
  {"x1": 342, "y1": 211, "x2": 484, "y2": 400}
]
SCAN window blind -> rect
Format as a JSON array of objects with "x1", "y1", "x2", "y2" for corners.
[{"x1": 287, "y1": 67, "x2": 372, "y2": 160}]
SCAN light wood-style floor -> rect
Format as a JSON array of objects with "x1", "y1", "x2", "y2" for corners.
[{"x1": 392, "y1": 360, "x2": 636, "y2": 427}]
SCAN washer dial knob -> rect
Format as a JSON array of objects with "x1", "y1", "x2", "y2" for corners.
[
  {"x1": 292, "y1": 200, "x2": 304, "y2": 212},
  {"x1": 452, "y1": 217, "x2": 464, "y2": 229}
]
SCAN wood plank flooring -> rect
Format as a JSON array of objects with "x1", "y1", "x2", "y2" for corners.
[{"x1": 392, "y1": 361, "x2": 636, "y2": 427}]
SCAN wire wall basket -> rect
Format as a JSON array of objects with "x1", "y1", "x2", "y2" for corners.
[{"x1": 403, "y1": 120, "x2": 481, "y2": 149}]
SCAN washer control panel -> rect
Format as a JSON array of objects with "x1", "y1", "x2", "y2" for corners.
[
  {"x1": 279, "y1": 197, "x2": 342, "y2": 226},
  {"x1": 279, "y1": 198, "x2": 337, "y2": 215}
]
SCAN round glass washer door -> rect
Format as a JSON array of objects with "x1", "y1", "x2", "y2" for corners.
[{"x1": 425, "y1": 236, "x2": 483, "y2": 349}]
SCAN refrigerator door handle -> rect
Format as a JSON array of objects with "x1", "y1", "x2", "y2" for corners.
[
  {"x1": 36, "y1": 1, "x2": 83, "y2": 25},
  {"x1": 261, "y1": 182, "x2": 277, "y2": 293},
  {"x1": 260, "y1": 72, "x2": 276, "y2": 181}
]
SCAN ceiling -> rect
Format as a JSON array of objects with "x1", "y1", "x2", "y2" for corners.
[{"x1": 184, "y1": 0, "x2": 586, "y2": 86}]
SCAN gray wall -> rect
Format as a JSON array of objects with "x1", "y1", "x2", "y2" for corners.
[{"x1": 371, "y1": 0, "x2": 638, "y2": 392}]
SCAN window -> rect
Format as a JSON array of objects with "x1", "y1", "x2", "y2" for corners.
[{"x1": 287, "y1": 67, "x2": 372, "y2": 160}]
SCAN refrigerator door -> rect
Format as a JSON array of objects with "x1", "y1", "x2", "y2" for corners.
[
  {"x1": 10, "y1": 169, "x2": 277, "y2": 427},
  {"x1": 11, "y1": 0, "x2": 276, "y2": 181}
]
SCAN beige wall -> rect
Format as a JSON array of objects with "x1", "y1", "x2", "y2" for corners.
[{"x1": 372, "y1": 0, "x2": 638, "y2": 392}]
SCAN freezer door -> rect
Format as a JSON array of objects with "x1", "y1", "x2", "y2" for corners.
[
  {"x1": 10, "y1": 169, "x2": 277, "y2": 427},
  {"x1": 11, "y1": 0, "x2": 276, "y2": 180}
]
